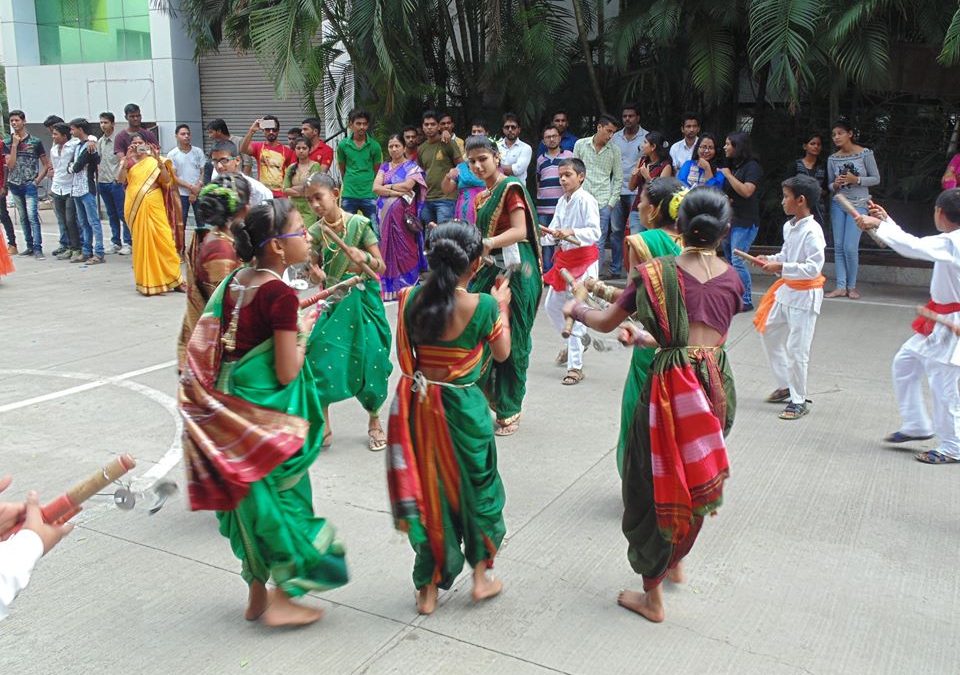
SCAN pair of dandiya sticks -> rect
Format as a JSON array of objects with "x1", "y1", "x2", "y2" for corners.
[{"x1": 732, "y1": 191, "x2": 960, "y2": 336}]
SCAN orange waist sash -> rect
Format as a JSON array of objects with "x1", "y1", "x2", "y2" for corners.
[{"x1": 753, "y1": 275, "x2": 825, "y2": 333}]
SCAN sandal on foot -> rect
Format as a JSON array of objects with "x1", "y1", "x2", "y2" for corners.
[
  {"x1": 367, "y1": 428, "x2": 387, "y2": 452},
  {"x1": 884, "y1": 431, "x2": 934, "y2": 444},
  {"x1": 322, "y1": 431, "x2": 333, "y2": 448},
  {"x1": 495, "y1": 414, "x2": 520, "y2": 437},
  {"x1": 915, "y1": 449, "x2": 960, "y2": 464},
  {"x1": 766, "y1": 388, "x2": 790, "y2": 403},
  {"x1": 847, "y1": 288, "x2": 861, "y2": 300},
  {"x1": 825, "y1": 288, "x2": 848, "y2": 298},
  {"x1": 779, "y1": 401, "x2": 809, "y2": 420},
  {"x1": 555, "y1": 347, "x2": 568, "y2": 366},
  {"x1": 561, "y1": 369, "x2": 584, "y2": 386}
]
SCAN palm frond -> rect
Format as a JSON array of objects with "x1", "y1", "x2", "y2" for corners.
[
  {"x1": 937, "y1": 6, "x2": 960, "y2": 66},
  {"x1": 687, "y1": 23, "x2": 736, "y2": 101},
  {"x1": 748, "y1": 0, "x2": 823, "y2": 102}
]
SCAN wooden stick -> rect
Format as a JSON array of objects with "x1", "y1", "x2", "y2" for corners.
[
  {"x1": 559, "y1": 268, "x2": 589, "y2": 338},
  {"x1": 733, "y1": 248, "x2": 765, "y2": 267},
  {"x1": 320, "y1": 223, "x2": 379, "y2": 278},
  {"x1": 835, "y1": 193, "x2": 887, "y2": 248},
  {"x1": 4, "y1": 455, "x2": 137, "y2": 535},
  {"x1": 539, "y1": 225, "x2": 582, "y2": 246},
  {"x1": 298, "y1": 276, "x2": 362, "y2": 309},
  {"x1": 917, "y1": 305, "x2": 960, "y2": 336}
]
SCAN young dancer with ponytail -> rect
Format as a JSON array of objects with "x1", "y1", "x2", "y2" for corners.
[
  {"x1": 177, "y1": 173, "x2": 250, "y2": 370},
  {"x1": 304, "y1": 173, "x2": 393, "y2": 451},
  {"x1": 180, "y1": 199, "x2": 348, "y2": 627},
  {"x1": 564, "y1": 188, "x2": 740, "y2": 622},
  {"x1": 386, "y1": 221, "x2": 513, "y2": 615}
]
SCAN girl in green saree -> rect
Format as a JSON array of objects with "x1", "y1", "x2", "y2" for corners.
[
  {"x1": 464, "y1": 136, "x2": 542, "y2": 436},
  {"x1": 596, "y1": 177, "x2": 687, "y2": 477},
  {"x1": 304, "y1": 173, "x2": 394, "y2": 451},
  {"x1": 180, "y1": 199, "x2": 348, "y2": 627},
  {"x1": 386, "y1": 221, "x2": 513, "y2": 614},
  {"x1": 565, "y1": 189, "x2": 741, "y2": 623}
]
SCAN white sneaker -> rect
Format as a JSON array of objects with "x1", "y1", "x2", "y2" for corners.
[
  {"x1": 118, "y1": 244, "x2": 131, "y2": 255},
  {"x1": 112, "y1": 244, "x2": 122, "y2": 254}
]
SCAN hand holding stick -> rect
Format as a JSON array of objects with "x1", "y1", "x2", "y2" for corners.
[
  {"x1": 835, "y1": 193, "x2": 887, "y2": 248},
  {"x1": 733, "y1": 248, "x2": 765, "y2": 267},
  {"x1": 298, "y1": 275, "x2": 362, "y2": 309},
  {"x1": 560, "y1": 268, "x2": 588, "y2": 338},
  {"x1": 3, "y1": 454, "x2": 137, "y2": 537},
  {"x1": 917, "y1": 305, "x2": 960, "y2": 337},
  {"x1": 320, "y1": 223, "x2": 379, "y2": 279},
  {"x1": 539, "y1": 225, "x2": 582, "y2": 246}
]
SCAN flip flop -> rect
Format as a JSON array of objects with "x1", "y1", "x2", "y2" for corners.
[
  {"x1": 915, "y1": 450, "x2": 960, "y2": 464},
  {"x1": 883, "y1": 431, "x2": 935, "y2": 444}
]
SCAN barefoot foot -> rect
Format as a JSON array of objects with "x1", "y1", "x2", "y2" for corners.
[
  {"x1": 245, "y1": 581, "x2": 268, "y2": 621},
  {"x1": 416, "y1": 584, "x2": 438, "y2": 615},
  {"x1": 261, "y1": 589, "x2": 324, "y2": 627},
  {"x1": 666, "y1": 562, "x2": 685, "y2": 584},
  {"x1": 472, "y1": 564, "x2": 503, "y2": 603},
  {"x1": 617, "y1": 589, "x2": 665, "y2": 623}
]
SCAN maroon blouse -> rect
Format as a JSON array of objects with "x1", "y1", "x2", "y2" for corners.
[
  {"x1": 616, "y1": 265, "x2": 743, "y2": 336},
  {"x1": 223, "y1": 279, "x2": 299, "y2": 358}
]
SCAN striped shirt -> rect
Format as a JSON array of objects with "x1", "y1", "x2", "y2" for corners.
[
  {"x1": 535, "y1": 149, "x2": 574, "y2": 216},
  {"x1": 573, "y1": 136, "x2": 622, "y2": 209}
]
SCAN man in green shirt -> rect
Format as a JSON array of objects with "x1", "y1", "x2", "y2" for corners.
[
  {"x1": 336, "y1": 109, "x2": 383, "y2": 233},
  {"x1": 574, "y1": 114, "x2": 623, "y2": 278},
  {"x1": 417, "y1": 110, "x2": 462, "y2": 225}
]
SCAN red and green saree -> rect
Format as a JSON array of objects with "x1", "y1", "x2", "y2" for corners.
[{"x1": 386, "y1": 287, "x2": 507, "y2": 590}]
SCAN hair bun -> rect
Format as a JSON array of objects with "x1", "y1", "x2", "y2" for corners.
[
  {"x1": 426, "y1": 238, "x2": 470, "y2": 274},
  {"x1": 231, "y1": 221, "x2": 255, "y2": 262}
]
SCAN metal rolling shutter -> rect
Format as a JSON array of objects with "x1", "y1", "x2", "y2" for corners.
[{"x1": 198, "y1": 44, "x2": 322, "y2": 154}]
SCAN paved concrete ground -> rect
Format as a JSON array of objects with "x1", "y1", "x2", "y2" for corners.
[{"x1": 1, "y1": 216, "x2": 957, "y2": 674}]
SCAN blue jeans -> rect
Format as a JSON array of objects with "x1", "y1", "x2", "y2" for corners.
[
  {"x1": 341, "y1": 196, "x2": 379, "y2": 236},
  {"x1": 74, "y1": 192, "x2": 105, "y2": 257},
  {"x1": 8, "y1": 182, "x2": 42, "y2": 252},
  {"x1": 420, "y1": 199, "x2": 455, "y2": 229},
  {"x1": 830, "y1": 199, "x2": 865, "y2": 290},
  {"x1": 98, "y1": 181, "x2": 131, "y2": 246},
  {"x1": 612, "y1": 193, "x2": 642, "y2": 234},
  {"x1": 2, "y1": 192, "x2": 17, "y2": 247},
  {"x1": 538, "y1": 214, "x2": 555, "y2": 272},
  {"x1": 722, "y1": 224, "x2": 759, "y2": 307},
  {"x1": 596, "y1": 205, "x2": 622, "y2": 275},
  {"x1": 179, "y1": 195, "x2": 203, "y2": 231}
]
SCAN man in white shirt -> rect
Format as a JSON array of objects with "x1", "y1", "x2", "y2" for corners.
[
  {"x1": 167, "y1": 124, "x2": 206, "y2": 231},
  {"x1": 610, "y1": 103, "x2": 647, "y2": 235},
  {"x1": 48, "y1": 122, "x2": 81, "y2": 259},
  {"x1": 541, "y1": 158, "x2": 601, "y2": 383},
  {"x1": 497, "y1": 113, "x2": 532, "y2": 183},
  {"x1": 210, "y1": 140, "x2": 273, "y2": 206},
  {"x1": 669, "y1": 112, "x2": 701, "y2": 171},
  {"x1": 858, "y1": 189, "x2": 960, "y2": 464},
  {"x1": 0, "y1": 477, "x2": 73, "y2": 621},
  {"x1": 753, "y1": 175, "x2": 826, "y2": 421}
]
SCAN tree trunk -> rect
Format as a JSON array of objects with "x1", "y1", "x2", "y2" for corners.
[{"x1": 571, "y1": 0, "x2": 606, "y2": 115}]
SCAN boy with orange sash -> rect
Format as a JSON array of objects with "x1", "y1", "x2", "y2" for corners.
[
  {"x1": 542, "y1": 158, "x2": 601, "y2": 385},
  {"x1": 751, "y1": 175, "x2": 826, "y2": 420}
]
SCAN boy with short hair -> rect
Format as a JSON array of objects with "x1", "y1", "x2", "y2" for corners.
[
  {"x1": 542, "y1": 158, "x2": 601, "y2": 385},
  {"x1": 752, "y1": 174, "x2": 826, "y2": 419},
  {"x1": 857, "y1": 189, "x2": 960, "y2": 464}
]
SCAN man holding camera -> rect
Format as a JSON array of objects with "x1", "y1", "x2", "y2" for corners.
[{"x1": 240, "y1": 115, "x2": 295, "y2": 198}]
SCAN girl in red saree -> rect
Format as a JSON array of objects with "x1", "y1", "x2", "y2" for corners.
[{"x1": 564, "y1": 188, "x2": 741, "y2": 622}]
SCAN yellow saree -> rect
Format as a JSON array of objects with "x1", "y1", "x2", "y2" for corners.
[{"x1": 125, "y1": 156, "x2": 183, "y2": 296}]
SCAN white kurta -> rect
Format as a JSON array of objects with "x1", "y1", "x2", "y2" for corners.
[
  {"x1": 544, "y1": 188, "x2": 602, "y2": 370},
  {"x1": 874, "y1": 218, "x2": 960, "y2": 458},
  {"x1": 760, "y1": 215, "x2": 827, "y2": 404},
  {"x1": 0, "y1": 529, "x2": 44, "y2": 621}
]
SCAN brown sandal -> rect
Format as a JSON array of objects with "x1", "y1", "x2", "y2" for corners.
[
  {"x1": 367, "y1": 427, "x2": 387, "y2": 452},
  {"x1": 495, "y1": 413, "x2": 521, "y2": 437},
  {"x1": 561, "y1": 369, "x2": 584, "y2": 385}
]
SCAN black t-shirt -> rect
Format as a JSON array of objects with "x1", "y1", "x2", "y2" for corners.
[{"x1": 724, "y1": 158, "x2": 762, "y2": 228}]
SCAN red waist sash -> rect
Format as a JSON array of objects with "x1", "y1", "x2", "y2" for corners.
[
  {"x1": 913, "y1": 300, "x2": 960, "y2": 336},
  {"x1": 542, "y1": 246, "x2": 600, "y2": 291}
]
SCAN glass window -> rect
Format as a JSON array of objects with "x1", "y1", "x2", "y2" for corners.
[{"x1": 36, "y1": 0, "x2": 151, "y2": 65}]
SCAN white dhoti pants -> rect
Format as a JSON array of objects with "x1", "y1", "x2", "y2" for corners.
[
  {"x1": 892, "y1": 341, "x2": 960, "y2": 459},
  {"x1": 543, "y1": 262, "x2": 598, "y2": 371},
  {"x1": 760, "y1": 303, "x2": 818, "y2": 404}
]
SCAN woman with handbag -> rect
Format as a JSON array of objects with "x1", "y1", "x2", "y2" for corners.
[{"x1": 373, "y1": 134, "x2": 428, "y2": 301}]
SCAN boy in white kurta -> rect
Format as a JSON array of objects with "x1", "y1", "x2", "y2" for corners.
[
  {"x1": 541, "y1": 158, "x2": 601, "y2": 384},
  {"x1": 857, "y1": 189, "x2": 960, "y2": 463},
  {"x1": 752, "y1": 175, "x2": 826, "y2": 420}
]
